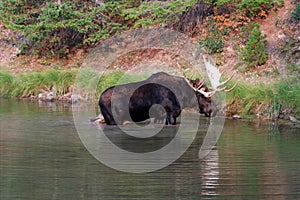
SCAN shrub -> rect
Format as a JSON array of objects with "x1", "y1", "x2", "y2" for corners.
[
  {"x1": 199, "y1": 19, "x2": 224, "y2": 53},
  {"x1": 238, "y1": 0, "x2": 274, "y2": 17},
  {"x1": 121, "y1": 0, "x2": 197, "y2": 27},
  {"x1": 0, "y1": 0, "x2": 125, "y2": 57},
  {"x1": 206, "y1": 0, "x2": 284, "y2": 17},
  {"x1": 291, "y1": 2, "x2": 300, "y2": 21},
  {"x1": 241, "y1": 23, "x2": 268, "y2": 69},
  {"x1": 205, "y1": 0, "x2": 236, "y2": 6},
  {"x1": 0, "y1": 0, "x2": 199, "y2": 56}
]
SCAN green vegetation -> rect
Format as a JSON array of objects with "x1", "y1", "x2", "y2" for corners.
[
  {"x1": 206, "y1": 0, "x2": 284, "y2": 17},
  {"x1": 226, "y1": 78, "x2": 300, "y2": 118},
  {"x1": 0, "y1": 69, "x2": 76, "y2": 98},
  {"x1": 0, "y1": 0, "x2": 125, "y2": 57},
  {"x1": 74, "y1": 68, "x2": 152, "y2": 99},
  {"x1": 0, "y1": 0, "x2": 198, "y2": 56},
  {"x1": 0, "y1": 0, "x2": 283, "y2": 57},
  {"x1": 199, "y1": 19, "x2": 224, "y2": 54},
  {"x1": 241, "y1": 23, "x2": 268, "y2": 69},
  {"x1": 237, "y1": 0, "x2": 275, "y2": 17},
  {"x1": 122, "y1": 0, "x2": 197, "y2": 27},
  {"x1": 291, "y1": 2, "x2": 300, "y2": 21},
  {"x1": 0, "y1": 69, "x2": 151, "y2": 100}
]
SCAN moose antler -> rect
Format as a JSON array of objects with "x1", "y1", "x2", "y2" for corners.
[
  {"x1": 210, "y1": 74, "x2": 237, "y2": 91},
  {"x1": 198, "y1": 74, "x2": 237, "y2": 98},
  {"x1": 178, "y1": 61, "x2": 237, "y2": 98},
  {"x1": 183, "y1": 76, "x2": 207, "y2": 92},
  {"x1": 196, "y1": 77, "x2": 206, "y2": 90},
  {"x1": 177, "y1": 62, "x2": 207, "y2": 91},
  {"x1": 199, "y1": 55, "x2": 237, "y2": 98}
]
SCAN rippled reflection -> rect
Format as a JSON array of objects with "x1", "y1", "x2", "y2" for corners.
[{"x1": 201, "y1": 149, "x2": 219, "y2": 196}]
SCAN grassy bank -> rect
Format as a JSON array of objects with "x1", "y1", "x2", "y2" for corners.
[
  {"x1": 226, "y1": 78, "x2": 300, "y2": 119},
  {"x1": 0, "y1": 68, "x2": 150, "y2": 99},
  {"x1": 0, "y1": 69, "x2": 299, "y2": 119},
  {"x1": 0, "y1": 69, "x2": 76, "y2": 98}
]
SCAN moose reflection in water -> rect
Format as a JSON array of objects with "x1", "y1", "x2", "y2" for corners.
[{"x1": 98, "y1": 72, "x2": 235, "y2": 125}]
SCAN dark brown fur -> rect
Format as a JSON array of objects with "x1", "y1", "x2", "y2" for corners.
[{"x1": 98, "y1": 72, "x2": 217, "y2": 125}]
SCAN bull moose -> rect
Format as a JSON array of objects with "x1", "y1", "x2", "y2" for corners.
[{"x1": 98, "y1": 72, "x2": 234, "y2": 125}]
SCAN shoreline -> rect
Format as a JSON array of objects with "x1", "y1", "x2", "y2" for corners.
[
  {"x1": 2, "y1": 97, "x2": 300, "y2": 127},
  {"x1": 1, "y1": 69, "x2": 299, "y2": 121}
]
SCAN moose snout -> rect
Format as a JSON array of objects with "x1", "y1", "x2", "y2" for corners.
[{"x1": 203, "y1": 104, "x2": 218, "y2": 117}]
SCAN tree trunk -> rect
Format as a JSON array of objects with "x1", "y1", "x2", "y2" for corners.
[{"x1": 174, "y1": 0, "x2": 212, "y2": 36}]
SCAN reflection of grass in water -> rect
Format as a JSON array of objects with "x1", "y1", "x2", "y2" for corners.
[{"x1": 1, "y1": 69, "x2": 299, "y2": 118}]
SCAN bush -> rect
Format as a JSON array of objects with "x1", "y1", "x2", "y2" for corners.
[
  {"x1": 205, "y1": 0, "x2": 236, "y2": 7},
  {"x1": 206, "y1": 0, "x2": 284, "y2": 17},
  {"x1": 121, "y1": 0, "x2": 197, "y2": 27},
  {"x1": 199, "y1": 19, "x2": 224, "y2": 53},
  {"x1": 238, "y1": 0, "x2": 274, "y2": 17},
  {"x1": 0, "y1": 0, "x2": 198, "y2": 56},
  {"x1": 241, "y1": 23, "x2": 268, "y2": 69},
  {"x1": 0, "y1": 0, "x2": 125, "y2": 57},
  {"x1": 292, "y1": 2, "x2": 300, "y2": 21}
]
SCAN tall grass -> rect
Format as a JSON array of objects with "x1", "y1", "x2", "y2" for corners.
[
  {"x1": 74, "y1": 68, "x2": 126, "y2": 99},
  {"x1": 275, "y1": 78, "x2": 300, "y2": 114},
  {"x1": 0, "y1": 71, "x2": 14, "y2": 97},
  {"x1": 226, "y1": 78, "x2": 300, "y2": 118},
  {"x1": 0, "y1": 68, "x2": 151, "y2": 100},
  {"x1": 0, "y1": 69, "x2": 76, "y2": 98}
]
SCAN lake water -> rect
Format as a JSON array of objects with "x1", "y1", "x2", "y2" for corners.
[{"x1": 1, "y1": 99, "x2": 300, "y2": 199}]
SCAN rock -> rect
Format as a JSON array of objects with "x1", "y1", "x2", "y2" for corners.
[
  {"x1": 256, "y1": 113, "x2": 263, "y2": 118},
  {"x1": 38, "y1": 93, "x2": 44, "y2": 100},
  {"x1": 278, "y1": 113, "x2": 285, "y2": 119},
  {"x1": 45, "y1": 92, "x2": 54, "y2": 102},
  {"x1": 70, "y1": 94, "x2": 79, "y2": 104},
  {"x1": 90, "y1": 114, "x2": 105, "y2": 124},
  {"x1": 232, "y1": 114, "x2": 242, "y2": 120},
  {"x1": 289, "y1": 116, "x2": 300, "y2": 123},
  {"x1": 38, "y1": 91, "x2": 55, "y2": 102},
  {"x1": 122, "y1": 121, "x2": 132, "y2": 125}
]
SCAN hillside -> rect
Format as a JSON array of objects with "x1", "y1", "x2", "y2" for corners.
[{"x1": 0, "y1": 0, "x2": 298, "y2": 76}]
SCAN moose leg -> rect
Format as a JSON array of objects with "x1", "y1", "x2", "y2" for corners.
[
  {"x1": 100, "y1": 105, "x2": 117, "y2": 125},
  {"x1": 103, "y1": 112, "x2": 117, "y2": 125},
  {"x1": 166, "y1": 113, "x2": 176, "y2": 125},
  {"x1": 154, "y1": 117, "x2": 165, "y2": 124}
]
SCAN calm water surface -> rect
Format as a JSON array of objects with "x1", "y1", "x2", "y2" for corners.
[{"x1": 1, "y1": 99, "x2": 300, "y2": 199}]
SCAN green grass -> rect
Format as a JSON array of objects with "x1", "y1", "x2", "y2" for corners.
[
  {"x1": 0, "y1": 69, "x2": 76, "y2": 98},
  {"x1": 0, "y1": 68, "x2": 152, "y2": 99},
  {"x1": 0, "y1": 71, "x2": 14, "y2": 97},
  {"x1": 226, "y1": 78, "x2": 300, "y2": 118},
  {"x1": 275, "y1": 78, "x2": 300, "y2": 113},
  {"x1": 74, "y1": 68, "x2": 151, "y2": 99}
]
